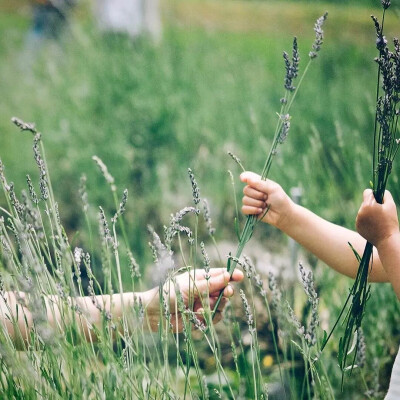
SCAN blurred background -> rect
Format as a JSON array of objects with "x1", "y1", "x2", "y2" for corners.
[{"x1": 1, "y1": 0, "x2": 400, "y2": 396}]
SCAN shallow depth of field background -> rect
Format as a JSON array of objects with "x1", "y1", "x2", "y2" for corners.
[{"x1": 1, "y1": 0, "x2": 400, "y2": 398}]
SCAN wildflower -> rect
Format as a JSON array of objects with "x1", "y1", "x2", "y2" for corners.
[
  {"x1": 186, "y1": 308, "x2": 206, "y2": 332},
  {"x1": 355, "y1": 328, "x2": 366, "y2": 368},
  {"x1": 148, "y1": 225, "x2": 175, "y2": 279},
  {"x1": 200, "y1": 242, "x2": 210, "y2": 278},
  {"x1": 299, "y1": 263, "x2": 319, "y2": 346},
  {"x1": 8, "y1": 182, "x2": 25, "y2": 218},
  {"x1": 239, "y1": 289, "x2": 254, "y2": 332},
  {"x1": 26, "y1": 175, "x2": 39, "y2": 205},
  {"x1": 228, "y1": 151, "x2": 245, "y2": 172},
  {"x1": 278, "y1": 114, "x2": 291, "y2": 144},
  {"x1": 283, "y1": 38, "x2": 299, "y2": 91},
  {"x1": 203, "y1": 199, "x2": 215, "y2": 236},
  {"x1": 309, "y1": 12, "x2": 328, "y2": 59},
  {"x1": 187, "y1": 168, "x2": 200, "y2": 205},
  {"x1": 11, "y1": 117, "x2": 36, "y2": 134},
  {"x1": 112, "y1": 188, "x2": 128, "y2": 222},
  {"x1": 33, "y1": 133, "x2": 49, "y2": 201},
  {"x1": 165, "y1": 206, "x2": 198, "y2": 246},
  {"x1": 74, "y1": 247, "x2": 84, "y2": 266},
  {"x1": 79, "y1": 174, "x2": 89, "y2": 213},
  {"x1": 127, "y1": 250, "x2": 141, "y2": 278},
  {"x1": 98, "y1": 206, "x2": 113, "y2": 244},
  {"x1": 227, "y1": 255, "x2": 245, "y2": 271},
  {"x1": 92, "y1": 155, "x2": 116, "y2": 192},
  {"x1": 243, "y1": 255, "x2": 266, "y2": 297},
  {"x1": 268, "y1": 271, "x2": 282, "y2": 309}
]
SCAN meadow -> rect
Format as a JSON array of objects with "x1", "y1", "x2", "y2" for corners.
[{"x1": 0, "y1": 0, "x2": 400, "y2": 398}]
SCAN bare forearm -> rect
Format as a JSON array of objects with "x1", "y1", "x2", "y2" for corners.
[
  {"x1": 280, "y1": 204, "x2": 388, "y2": 281},
  {"x1": 0, "y1": 289, "x2": 159, "y2": 346},
  {"x1": 376, "y1": 232, "x2": 400, "y2": 299}
]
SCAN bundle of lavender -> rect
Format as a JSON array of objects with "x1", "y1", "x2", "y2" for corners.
[
  {"x1": 328, "y1": 0, "x2": 400, "y2": 385},
  {"x1": 212, "y1": 12, "x2": 328, "y2": 318}
]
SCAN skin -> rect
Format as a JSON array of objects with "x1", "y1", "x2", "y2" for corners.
[
  {"x1": 240, "y1": 171, "x2": 395, "y2": 284},
  {"x1": 0, "y1": 268, "x2": 244, "y2": 346},
  {"x1": 356, "y1": 189, "x2": 400, "y2": 299}
]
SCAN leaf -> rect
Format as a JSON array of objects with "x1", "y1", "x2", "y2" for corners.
[
  {"x1": 348, "y1": 242, "x2": 361, "y2": 263},
  {"x1": 321, "y1": 330, "x2": 328, "y2": 348}
]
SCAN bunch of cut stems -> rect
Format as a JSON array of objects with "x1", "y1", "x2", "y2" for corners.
[{"x1": 321, "y1": 1, "x2": 400, "y2": 387}]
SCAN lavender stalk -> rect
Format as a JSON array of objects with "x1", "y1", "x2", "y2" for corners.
[
  {"x1": 322, "y1": 1, "x2": 400, "y2": 386},
  {"x1": 212, "y1": 12, "x2": 328, "y2": 318}
]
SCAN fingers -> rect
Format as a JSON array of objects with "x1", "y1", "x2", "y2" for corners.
[
  {"x1": 240, "y1": 171, "x2": 275, "y2": 194},
  {"x1": 383, "y1": 190, "x2": 394, "y2": 204},
  {"x1": 230, "y1": 269, "x2": 244, "y2": 282},
  {"x1": 195, "y1": 297, "x2": 227, "y2": 313},
  {"x1": 243, "y1": 185, "x2": 267, "y2": 201},
  {"x1": 242, "y1": 195, "x2": 266, "y2": 209},
  {"x1": 361, "y1": 189, "x2": 394, "y2": 207},
  {"x1": 191, "y1": 269, "x2": 243, "y2": 298},
  {"x1": 240, "y1": 171, "x2": 262, "y2": 184},
  {"x1": 190, "y1": 268, "x2": 244, "y2": 283},
  {"x1": 195, "y1": 270, "x2": 230, "y2": 295},
  {"x1": 242, "y1": 205, "x2": 264, "y2": 216},
  {"x1": 362, "y1": 189, "x2": 375, "y2": 206}
]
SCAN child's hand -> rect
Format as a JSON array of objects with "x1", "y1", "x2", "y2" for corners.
[
  {"x1": 146, "y1": 268, "x2": 244, "y2": 332},
  {"x1": 356, "y1": 189, "x2": 400, "y2": 249},
  {"x1": 240, "y1": 171, "x2": 294, "y2": 230}
]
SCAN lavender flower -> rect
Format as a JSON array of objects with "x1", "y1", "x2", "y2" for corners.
[
  {"x1": 200, "y1": 242, "x2": 210, "y2": 278},
  {"x1": 239, "y1": 289, "x2": 254, "y2": 332},
  {"x1": 187, "y1": 168, "x2": 200, "y2": 205},
  {"x1": 26, "y1": 175, "x2": 39, "y2": 205},
  {"x1": 11, "y1": 117, "x2": 36, "y2": 134},
  {"x1": 278, "y1": 114, "x2": 291, "y2": 144},
  {"x1": 127, "y1": 250, "x2": 141, "y2": 279},
  {"x1": 112, "y1": 188, "x2": 128, "y2": 222},
  {"x1": 309, "y1": 12, "x2": 328, "y2": 59},
  {"x1": 227, "y1": 151, "x2": 245, "y2": 172},
  {"x1": 92, "y1": 155, "x2": 116, "y2": 192},
  {"x1": 79, "y1": 174, "x2": 89, "y2": 213},
  {"x1": 203, "y1": 199, "x2": 215, "y2": 236}
]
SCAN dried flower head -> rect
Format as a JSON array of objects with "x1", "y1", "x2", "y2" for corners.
[
  {"x1": 79, "y1": 174, "x2": 89, "y2": 213},
  {"x1": 309, "y1": 12, "x2": 328, "y2": 59},
  {"x1": 11, "y1": 117, "x2": 37, "y2": 134},
  {"x1": 239, "y1": 289, "x2": 254, "y2": 332},
  {"x1": 203, "y1": 199, "x2": 215, "y2": 236},
  {"x1": 187, "y1": 168, "x2": 200, "y2": 205},
  {"x1": 92, "y1": 155, "x2": 116, "y2": 192}
]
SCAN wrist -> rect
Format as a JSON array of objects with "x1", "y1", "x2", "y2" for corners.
[
  {"x1": 276, "y1": 200, "x2": 298, "y2": 232},
  {"x1": 376, "y1": 231, "x2": 400, "y2": 254}
]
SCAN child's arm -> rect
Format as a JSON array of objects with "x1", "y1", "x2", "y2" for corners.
[
  {"x1": 240, "y1": 171, "x2": 389, "y2": 282},
  {"x1": 0, "y1": 268, "x2": 243, "y2": 345},
  {"x1": 356, "y1": 189, "x2": 400, "y2": 299}
]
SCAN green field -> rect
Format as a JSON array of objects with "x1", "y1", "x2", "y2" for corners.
[{"x1": 0, "y1": 1, "x2": 400, "y2": 398}]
